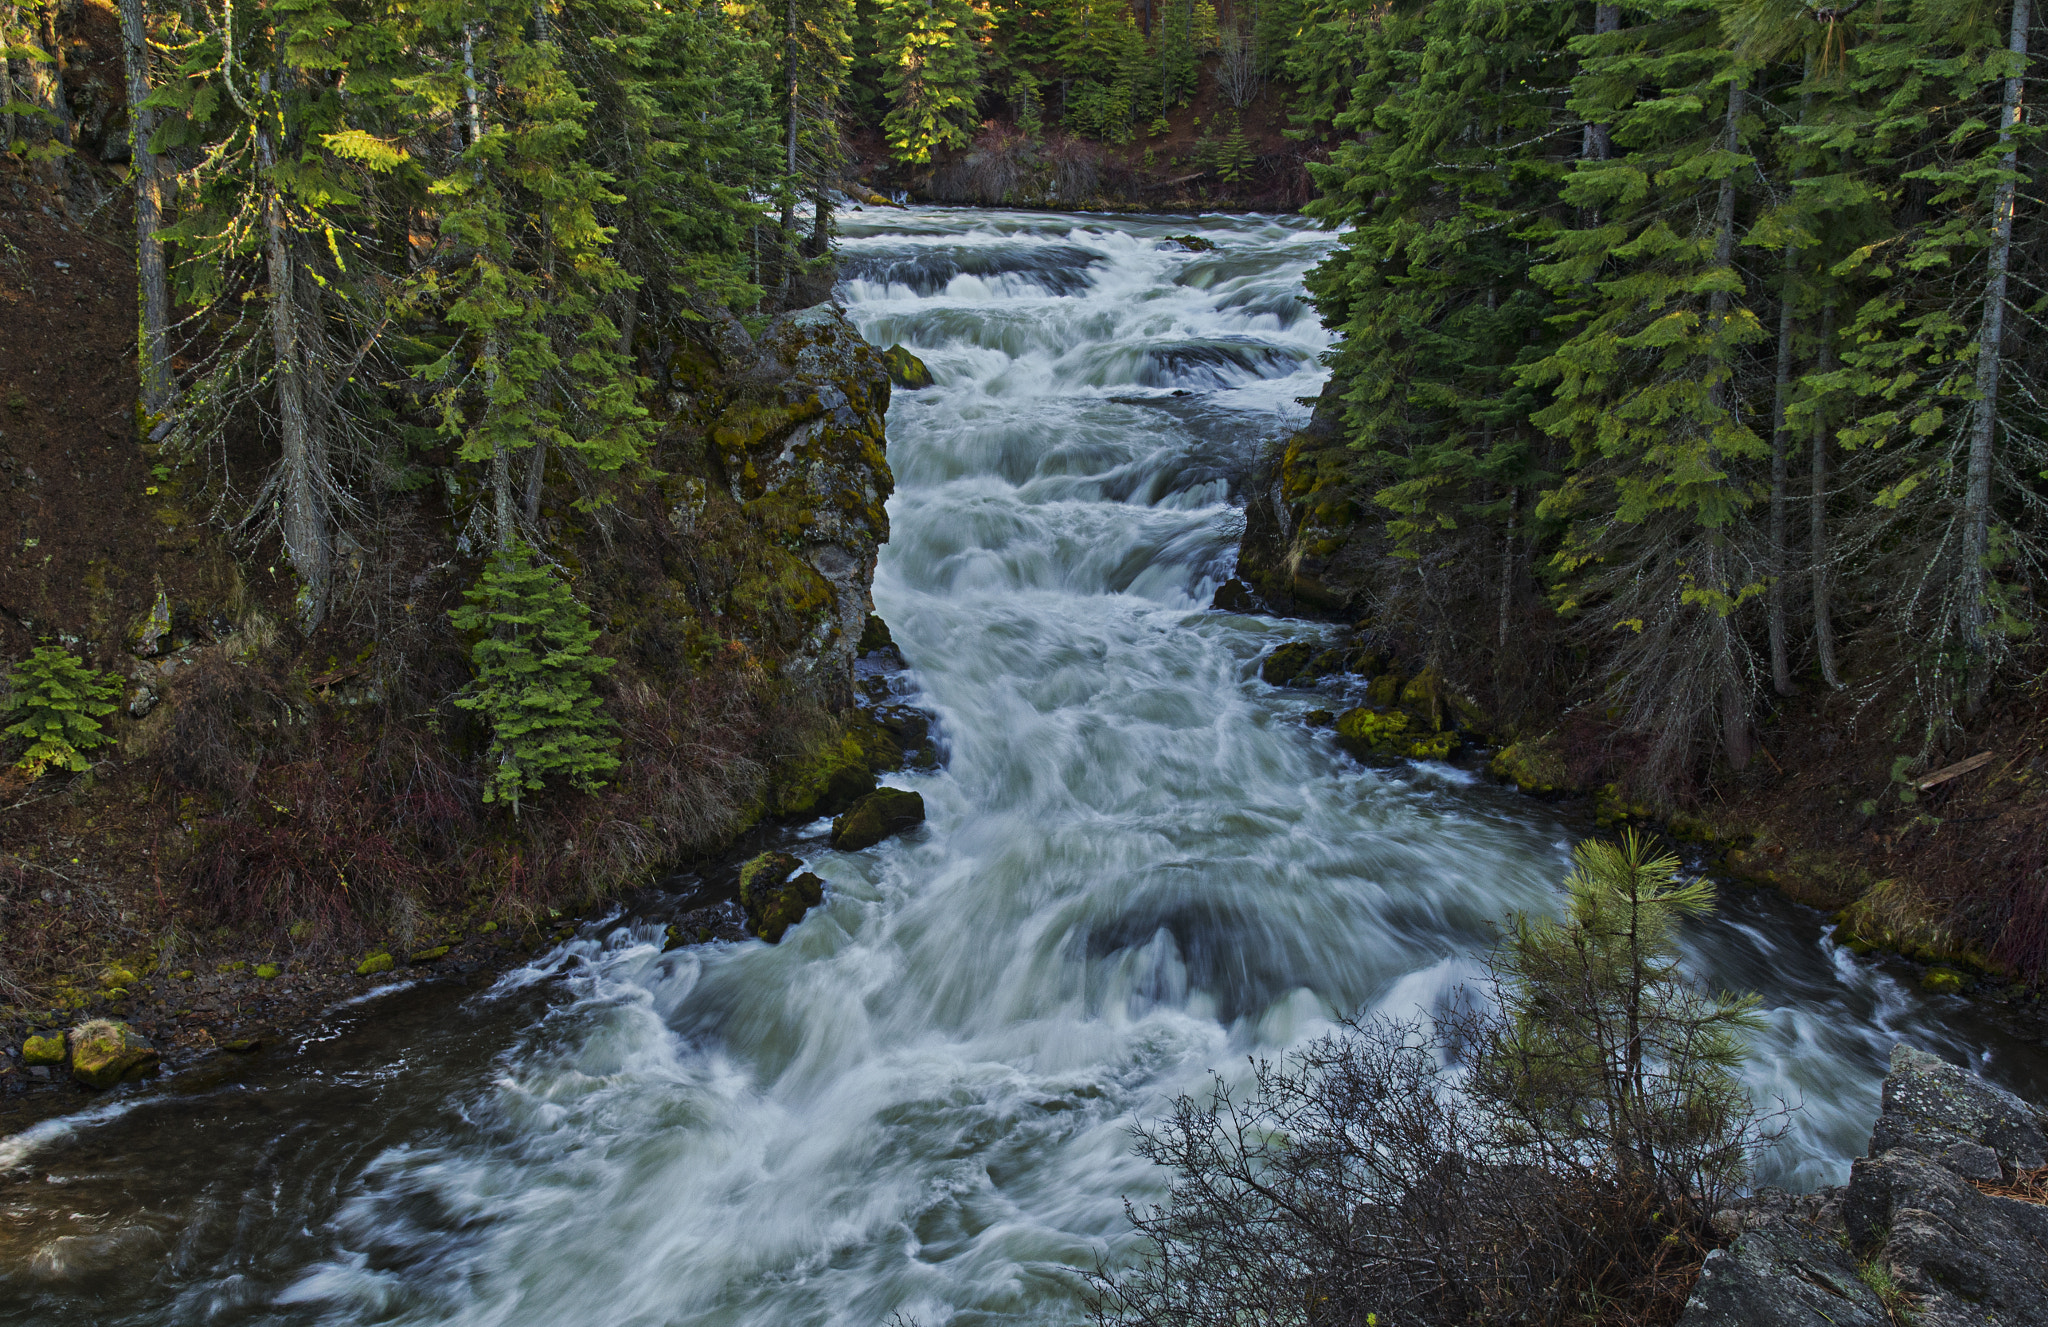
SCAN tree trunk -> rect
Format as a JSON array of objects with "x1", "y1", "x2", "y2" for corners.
[
  {"x1": 3, "y1": 2, "x2": 19, "y2": 151},
  {"x1": 257, "y1": 90, "x2": 330, "y2": 632},
  {"x1": 29, "y1": 0, "x2": 69, "y2": 149},
  {"x1": 780, "y1": 0, "x2": 798, "y2": 301},
  {"x1": 1581, "y1": 4, "x2": 1619, "y2": 160},
  {"x1": 1960, "y1": 0, "x2": 2031, "y2": 711},
  {"x1": 461, "y1": 25, "x2": 515, "y2": 551},
  {"x1": 1767, "y1": 248, "x2": 1797, "y2": 696},
  {"x1": 521, "y1": 437, "x2": 546, "y2": 528},
  {"x1": 1811, "y1": 301, "x2": 1841, "y2": 688},
  {"x1": 119, "y1": 0, "x2": 169, "y2": 415},
  {"x1": 1708, "y1": 79, "x2": 1750, "y2": 769}
]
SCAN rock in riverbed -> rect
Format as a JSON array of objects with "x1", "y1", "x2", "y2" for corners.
[
  {"x1": 738, "y1": 851, "x2": 828, "y2": 943},
  {"x1": 830, "y1": 787, "x2": 925, "y2": 851}
]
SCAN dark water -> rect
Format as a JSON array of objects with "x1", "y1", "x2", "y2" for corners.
[{"x1": 3, "y1": 208, "x2": 2042, "y2": 1327}]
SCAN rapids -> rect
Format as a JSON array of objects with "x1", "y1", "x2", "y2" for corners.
[{"x1": 3, "y1": 208, "x2": 2043, "y2": 1326}]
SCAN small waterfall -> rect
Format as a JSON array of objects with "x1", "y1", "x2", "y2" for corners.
[{"x1": 4, "y1": 209, "x2": 2042, "y2": 1327}]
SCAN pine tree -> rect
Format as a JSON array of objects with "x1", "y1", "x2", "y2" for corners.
[
  {"x1": 449, "y1": 541, "x2": 620, "y2": 812},
  {"x1": 877, "y1": 0, "x2": 985, "y2": 163},
  {"x1": 3, "y1": 647, "x2": 123, "y2": 779},
  {"x1": 1474, "y1": 830, "x2": 1764, "y2": 1202}
]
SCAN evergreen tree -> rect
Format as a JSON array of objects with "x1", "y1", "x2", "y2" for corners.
[
  {"x1": 877, "y1": 0, "x2": 985, "y2": 163},
  {"x1": 449, "y1": 541, "x2": 620, "y2": 812},
  {"x1": 1474, "y1": 830, "x2": 1764, "y2": 1202},
  {"x1": 2, "y1": 647, "x2": 123, "y2": 779}
]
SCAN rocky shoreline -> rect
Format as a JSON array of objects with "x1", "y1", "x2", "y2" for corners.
[{"x1": 1681, "y1": 1045, "x2": 2048, "y2": 1327}]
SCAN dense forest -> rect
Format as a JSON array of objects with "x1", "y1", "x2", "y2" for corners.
[{"x1": 2, "y1": 0, "x2": 2045, "y2": 979}]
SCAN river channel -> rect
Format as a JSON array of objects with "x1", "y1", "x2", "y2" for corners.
[{"x1": 2, "y1": 208, "x2": 2044, "y2": 1326}]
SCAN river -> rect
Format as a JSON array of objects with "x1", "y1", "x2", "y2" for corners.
[{"x1": 2, "y1": 207, "x2": 2043, "y2": 1326}]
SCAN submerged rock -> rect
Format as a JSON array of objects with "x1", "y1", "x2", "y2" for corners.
[
  {"x1": 66, "y1": 1019, "x2": 158, "y2": 1089},
  {"x1": 881, "y1": 343, "x2": 934, "y2": 389},
  {"x1": 1679, "y1": 1044, "x2": 2048, "y2": 1327},
  {"x1": 830, "y1": 787, "x2": 926, "y2": 851},
  {"x1": 737, "y1": 850, "x2": 827, "y2": 943}
]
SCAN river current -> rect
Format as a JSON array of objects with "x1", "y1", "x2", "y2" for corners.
[{"x1": 3, "y1": 208, "x2": 2044, "y2": 1326}]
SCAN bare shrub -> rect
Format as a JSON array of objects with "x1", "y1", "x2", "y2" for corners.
[
  {"x1": 1216, "y1": 26, "x2": 1263, "y2": 111},
  {"x1": 933, "y1": 129, "x2": 1037, "y2": 206},
  {"x1": 164, "y1": 653, "x2": 308, "y2": 805}
]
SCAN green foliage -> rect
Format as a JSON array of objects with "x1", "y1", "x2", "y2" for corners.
[
  {"x1": 449, "y1": 542, "x2": 620, "y2": 812},
  {"x1": 2, "y1": 647, "x2": 123, "y2": 779},
  {"x1": 877, "y1": 0, "x2": 987, "y2": 164},
  {"x1": 1477, "y1": 830, "x2": 1766, "y2": 1199}
]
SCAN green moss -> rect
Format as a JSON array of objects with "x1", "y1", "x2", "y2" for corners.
[
  {"x1": 1921, "y1": 967, "x2": 1967, "y2": 994},
  {"x1": 1365, "y1": 672, "x2": 1403, "y2": 708},
  {"x1": 1334, "y1": 707, "x2": 1460, "y2": 762},
  {"x1": 410, "y1": 946, "x2": 450, "y2": 964},
  {"x1": 1260, "y1": 642, "x2": 1314, "y2": 686},
  {"x1": 254, "y1": 964, "x2": 280, "y2": 979},
  {"x1": 22, "y1": 1034, "x2": 64, "y2": 1065},
  {"x1": 355, "y1": 952, "x2": 395, "y2": 976},
  {"x1": 777, "y1": 730, "x2": 880, "y2": 819},
  {"x1": 1594, "y1": 783, "x2": 1653, "y2": 828},
  {"x1": 1488, "y1": 737, "x2": 1570, "y2": 796}
]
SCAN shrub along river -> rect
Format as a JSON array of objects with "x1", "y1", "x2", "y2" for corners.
[{"x1": 3, "y1": 208, "x2": 2045, "y2": 1326}]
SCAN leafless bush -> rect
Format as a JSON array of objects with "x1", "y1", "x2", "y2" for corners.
[
  {"x1": 932, "y1": 129, "x2": 1038, "y2": 206},
  {"x1": 164, "y1": 653, "x2": 309, "y2": 806},
  {"x1": 1217, "y1": 27, "x2": 1263, "y2": 111},
  {"x1": 1094, "y1": 1016, "x2": 1729, "y2": 1327}
]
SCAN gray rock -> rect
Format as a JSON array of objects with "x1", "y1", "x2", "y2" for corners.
[{"x1": 1680, "y1": 1044, "x2": 2048, "y2": 1327}]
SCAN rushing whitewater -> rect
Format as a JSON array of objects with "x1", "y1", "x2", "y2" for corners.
[{"x1": 3, "y1": 210, "x2": 2042, "y2": 1327}]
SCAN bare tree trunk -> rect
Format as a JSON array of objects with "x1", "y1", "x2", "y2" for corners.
[
  {"x1": 1497, "y1": 483, "x2": 1516, "y2": 660},
  {"x1": 1707, "y1": 79, "x2": 1751, "y2": 769},
  {"x1": 1767, "y1": 248, "x2": 1797, "y2": 696},
  {"x1": 120, "y1": 0, "x2": 170, "y2": 415},
  {"x1": 1961, "y1": 0, "x2": 2031, "y2": 711},
  {"x1": 3, "y1": 2, "x2": 19, "y2": 151},
  {"x1": 257, "y1": 86, "x2": 330, "y2": 632},
  {"x1": 1580, "y1": 4, "x2": 1619, "y2": 160},
  {"x1": 1811, "y1": 301, "x2": 1841, "y2": 688},
  {"x1": 35, "y1": 0, "x2": 68, "y2": 148},
  {"x1": 779, "y1": 0, "x2": 798, "y2": 302},
  {"x1": 461, "y1": 24, "x2": 515, "y2": 551},
  {"x1": 521, "y1": 438, "x2": 546, "y2": 527}
]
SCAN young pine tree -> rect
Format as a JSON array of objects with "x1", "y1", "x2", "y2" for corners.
[
  {"x1": 450, "y1": 542, "x2": 620, "y2": 813},
  {"x1": 877, "y1": 0, "x2": 986, "y2": 164},
  {"x1": 1474, "y1": 830, "x2": 1766, "y2": 1206}
]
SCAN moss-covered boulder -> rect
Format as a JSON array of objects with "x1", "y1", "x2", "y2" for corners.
[
  {"x1": 1922, "y1": 967, "x2": 1968, "y2": 994},
  {"x1": 881, "y1": 344, "x2": 934, "y2": 389},
  {"x1": 1259, "y1": 641, "x2": 1315, "y2": 686},
  {"x1": 1365, "y1": 672, "x2": 1403, "y2": 708},
  {"x1": 1334, "y1": 707, "x2": 1459, "y2": 762},
  {"x1": 1488, "y1": 736, "x2": 1570, "y2": 796},
  {"x1": 831, "y1": 787, "x2": 926, "y2": 850},
  {"x1": 356, "y1": 952, "x2": 395, "y2": 976},
  {"x1": 22, "y1": 1033, "x2": 64, "y2": 1065},
  {"x1": 67, "y1": 1019, "x2": 158, "y2": 1089},
  {"x1": 737, "y1": 850, "x2": 827, "y2": 942}
]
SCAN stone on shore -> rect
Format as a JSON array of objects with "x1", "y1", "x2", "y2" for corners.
[
  {"x1": 737, "y1": 850, "x2": 827, "y2": 943},
  {"x1": 66, "y1": 1019, "x2": 159, "y2": 1089}
]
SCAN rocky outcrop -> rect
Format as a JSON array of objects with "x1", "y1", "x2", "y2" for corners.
[
  {"x1": 1679, "y1": 1045, "x2": 2048, "y2": 1327},
  {"x1": 1235, "y1": 387, "x2": 1379, "y2": 618}
]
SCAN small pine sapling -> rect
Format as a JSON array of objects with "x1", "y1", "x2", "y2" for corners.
[
  {"x1": 2, "y1": 646, "x2": 123, "y2": 778},
  {"x1": 449, "y1": 541, "x2": 620, "y2": 813}
]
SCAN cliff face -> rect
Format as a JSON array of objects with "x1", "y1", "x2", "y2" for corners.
[{"x1": 0, "y1": 153, "x2": 909, "y2": 1059}]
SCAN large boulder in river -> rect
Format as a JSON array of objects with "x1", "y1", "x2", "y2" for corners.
[
  {"x1": 66, "y1": 1019, "x2": 158, "y2": 1089},
  {"x1": 737, "y1": 851, "x2": 827, "y2": 943},
  {"x1": 830, "y1": 787, "x2": 926, "y2": 850},
  {"x1": 881, "y1": 344, "x2": 934, "y2": 389},
  {"x1": 1678, "y1": 1044, "x2": 2048, "y2": 1327}
]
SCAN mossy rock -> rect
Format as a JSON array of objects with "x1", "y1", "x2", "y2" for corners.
[
  {"x1": 1487, "y1": 737, "x2": 1570, "y2": 796},
  {"x1": 1398, "y1": 668, "x2": 1444, "y2": 730},
  {"x1": 1334, "y1": 708, "x2": 1461, "y2": 762},
  {"x1": 1343, "y1": 647, "x2": 1387, "y2": 677},
  {"x1": 1594, "y1": 783, "x2": 1654, "y2": 829},
  {"x1": 1259, "y1": 641, "x2": 1315, "y2": 686},
  {"x1": 254, "y1": 964, "x2": 280, "y2": 980},
  {"x1": 1304, "y1": 649, "x2": 1347, "y2": 682},
  {"x1": 1922, "y1": 967, "x2": 1969, "y2": 995},
  {"x1": 1364, "y1": 672, "x2": 1403, "y2": 708},
  {"x1": 737, "y1": 851, "x2": 827, "y2": 943},
  {"x1": 830, "y1": 787, "x2": 927, "y2": 851},
  {"x1": 1164, "y1": 233, "x2": 1216, "y2": 252},
  {"x1": 777, "y1": 730, "x2": 882, "y2": 820},
  {"x1": 881, "y1": 344, "x2": 934, "y2": 389},
  {"x1": 355, "y1": 952, "x2": 395, "y2": 977},
  {"x1": 100, "y1": 967, "x2": 137, "y2": 990},
  {"x1": 859, "y1": 613, "x2": 897, "y2": 655},
  {"x1": 22, "y1": 1033, "x2": 64, "y2": 1066},
  {"x1": 409, "y1": 946, "x2": 451, "y2": 964},
  {"x1": 67, "y1": 1019, "x2": 159, "y2": 1089}
]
